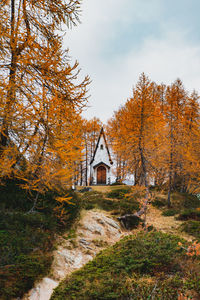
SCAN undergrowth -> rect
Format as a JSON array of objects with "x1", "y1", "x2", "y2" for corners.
[
  {"x1": 0, "y1": 179, "x2": 80, "y2": 300},
  {"x1": 79, "y1": 188, "x2": 139, "y2": 215},
  {"x1": 177, "y1": 209, "x2": 200, "y2": 221},
  {"x1": 152, "y1": 191, "x2": 200, "y2": 210},
  {"x1": 180, "y1": 220, "x2": 200, "y2": 241},
  {"x1": 51, "y1": 231, "x2": 200, "y2": 300},
  {"x1": 162, "y1": 209, "x2": 179, "y2": 216}
]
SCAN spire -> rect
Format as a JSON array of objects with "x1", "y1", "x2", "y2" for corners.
[{"x1": 90, "y1": 127, "x2": 113, "y2": 165}]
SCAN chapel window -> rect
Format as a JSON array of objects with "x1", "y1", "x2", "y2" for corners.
[{"x1": 100, "y1": 144, "x2": 103, "y2": 150}]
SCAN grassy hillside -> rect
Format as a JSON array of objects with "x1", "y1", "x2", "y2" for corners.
[
  {"x1": 51, "y1": 231, "x2": 200, "y2": 300},
  {"x1": 0, "y1": 182, "x2": 137, "y2": 299},
  {"x1": 1, "y1": 182, "x2": 200, "y2": 300},
  {"x1": 151, "y1": 189, "x2": 200, "y2": 241},
  {"x1": 79, "y1": 186, "x2": 139, "y2": 216},
  {"x1": 51, "y1": 188, "x2": 200, "y2": 300},
  {"x1": 0, "y1": 179, "x2": 80, "y2": 300}
]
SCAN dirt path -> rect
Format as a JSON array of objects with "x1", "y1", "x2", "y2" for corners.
[{"x1": 146, "y1": 205, "x2": 194, "y2": 241}]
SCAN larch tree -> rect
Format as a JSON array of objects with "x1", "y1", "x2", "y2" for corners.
[
  {"x1": 80, "y1": 117, "x2": 102, "y2": 186},
  {"x1": 108, "y1": 74, "x2": 200, "y2": 213},
  {"x1": 164, "y1": 79, "x2": 187, "y2": 206},
  {"x1": 0, "y1": 0, "x2": 90, "y2": 195},
  {"x1": 107, "y1": 107, "x2": 129, "y2": 182},
  {"x1": 1, "y1": 0, "x2": 81, "y2": 151},
  {"x1": 181, "y1": 91, "x2": 200, "y2": 193},
  {"x1": 108, "y1": 73, "x2": 165, "y2": 194}
]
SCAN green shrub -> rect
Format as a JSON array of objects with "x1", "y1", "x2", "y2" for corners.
[
  {"x1": 0, "y1": 253, "x2": 52, "y2": 300},
  {"x1": 51, "y1": 232, "x2": 194, "y2": 300},
  {"x1": 0, "y1": 212, "x2": 54, "y2": 299},
  {"x1": 152, "y1": 199, "x2": 166, "y2": 208},
  {"x1": 80, "y1": 191, "x2": 105, "y2": 210},
  {"x1": 80, "y1": 190, "x2": 139, "y2": 215},
  {"x1": 180, "y1": 220, "x2": 200, "y2": 240},
  {"x1": 162, "y1": 209, "x2": 179, "y2": 216},
  {"x1": 0, "y1": 180, "x2": 81, "y2": 299},
  {"x1": 106, "y1": 187, "x2": 131, "y2": 199},
  {"x1": 183, "y1": 194, "x2": 200, "y2": 209},
  {"x1": 115, "y1": 198, "x2": 139, "y2": 215},
  {"x1": 0, "y1": 178, "x2": 33, "y2": 211},
  {"x1": 169, "y1": 192, "x2": 200, "y2": 209},
  {"x1": 177, "y1": 209, "x2": 200, "y2": 221}
]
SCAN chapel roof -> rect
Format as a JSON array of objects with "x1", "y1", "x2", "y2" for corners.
[{"x1": 90, "y1": 127, "x2": 113, "y2": 165}]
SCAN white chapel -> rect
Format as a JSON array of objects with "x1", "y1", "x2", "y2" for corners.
[{"x1": 90, "y1": 128, "x2": 113, "y2": 185}]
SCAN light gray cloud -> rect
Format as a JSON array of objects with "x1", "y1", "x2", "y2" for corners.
[{"x1": 63, "y1": 0, "x2": 200, "y2": 123}]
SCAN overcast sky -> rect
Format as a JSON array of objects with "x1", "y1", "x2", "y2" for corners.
[{"x1": 63, "y1": 0, "x2": 200, "y2": 123}]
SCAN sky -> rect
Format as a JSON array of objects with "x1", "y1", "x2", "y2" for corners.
[{"x1": 63, "y1": 0, "x2": 200, "y2": 123}]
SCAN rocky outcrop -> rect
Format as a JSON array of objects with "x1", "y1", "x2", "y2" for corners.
[{"x1": 22, "y1": 210, "x2": 123, "y2": 300}]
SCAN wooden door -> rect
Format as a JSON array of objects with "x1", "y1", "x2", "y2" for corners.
[{"x1": 97, "y1": 166, "x2": 106, "y2": 184}]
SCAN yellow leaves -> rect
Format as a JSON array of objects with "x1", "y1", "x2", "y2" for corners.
[
  {"x1": 178, "y1": 241, "x2": 200, "y2": 257},
  {"x1": 0, "y1": 145, "x2": 17, "y2": 177},
  {"x1": 177, "y1": 292, "x2": 190, "y2": 300},
  {"x1": 55, "y1": 195, "x2": 73, "y2": 204},
  {"x1": 0, "y1": 16, "x2": 89, "y2": 190},
  {"x1": 54, "y1": 194, "x2": 75, "y2": 225},
  {"x1": 186, "y1": 241, "x2": 200, "y2": 257},
  {"x1": 107, "y1": 73, "x2": 200, "y2": 192}
]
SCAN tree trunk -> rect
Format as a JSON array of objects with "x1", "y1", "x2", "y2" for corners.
[
  {"x1": 80, "y1": 161, "x2": 83, "y2": 186},
  {"x1": 168, "y1": 113, "x2": 173, "y2": 208},
  {"x1": 85, "y1": 141, "x2": 88, "y2": 186},
  {"x1": 138, "y1": 94, "x2": 149, "y2": 198},
  {"x1": 0, "y1": 0, "x2": 17, "y2": 154},
  {"x1": 118, "y1": 197, "x2": 150, "y2": 230}
]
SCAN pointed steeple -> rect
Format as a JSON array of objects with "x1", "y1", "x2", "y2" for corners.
[{"x1": 90, "y1": 127, "x2": 113, "y2": 165}]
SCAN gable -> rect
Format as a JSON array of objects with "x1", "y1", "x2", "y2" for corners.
[{"x1": 90, "y1": 128, "x2": 113, "y2": 166}]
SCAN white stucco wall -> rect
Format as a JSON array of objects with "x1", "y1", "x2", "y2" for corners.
[
  {"x1": 92, "y1": 135, "x2": 111, "y2": 167},
  {"x1": 90, "y1": 135, "x2": 112, "y2": 185}
]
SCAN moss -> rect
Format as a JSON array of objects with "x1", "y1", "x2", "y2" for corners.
[
  {"x1": 0, "y1": 253, "x2": 52, "y2": 300},
  {"x1": 92, "y1": 239, "x2": 108, "y2": 247},
  {"x1": 0, "y1": 212, "x2": 54, "y2": 299},
  {"x1": 51, "y1": 231, "x2": 199, "y2": 300},
  {"x1": 0, "y1": 179, "x2": 81, "y2": 299}
]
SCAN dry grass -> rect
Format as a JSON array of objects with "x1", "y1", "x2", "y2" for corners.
[
  {"x1": 90, "y1": 185, "x2": 112, "y2": 193},
  {"x1": 76, "y1": 185, "x2": 127, "y2": 193},
  {"x1": 146, "y1": 205, "x2": 195, "y2": 241}
]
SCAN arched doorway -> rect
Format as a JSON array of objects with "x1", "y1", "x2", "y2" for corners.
[{"x1": 97, "y1": 165, "x2": 106, "y2": 184}]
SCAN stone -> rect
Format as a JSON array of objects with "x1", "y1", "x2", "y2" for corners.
[
  {"x1": 103, "y1": 217, "x2": 120, "y2": 229},
  {"x1": 79, "y1": 187, "x2": 92, "y2": 193},
  {"x1": 83, "y1": 224, "x2": 103, "y2": 235},
  {"x1": 79, "y1": 238, "x2": 91, "y2": 245},
  {"x1": 23, "y1": 278, "x2": 58, "y2": 300}
]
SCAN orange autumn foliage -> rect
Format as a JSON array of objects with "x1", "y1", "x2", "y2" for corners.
[
  {"x1": 79, "y1": 117, "x2": 102, "y2": 186},
  {"x1": 178, "y1": 241, "x2": 200, "y2": 257},
  {"x1": 107, "y1": 74, "x2": 200, "y2": 203},
  {"x1": 107, "y1": 73, "x2": 165, "y2": 189},
  {"x1": 0, "y1": 1, "x2": 90, "y2": 194}
]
